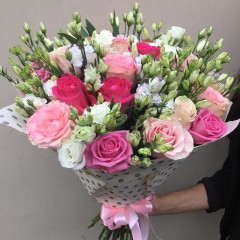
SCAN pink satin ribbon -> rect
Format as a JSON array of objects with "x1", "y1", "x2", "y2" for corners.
[{"x1": 101, "y1": 195, "x2": 159, "y2": 240}]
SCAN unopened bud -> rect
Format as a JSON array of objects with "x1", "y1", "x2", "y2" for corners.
[
  {"x1": 24, "y1": 23, "x2": 31, "y2": 34},
  {"x1": 40, "y1": 22, "x2": 46, "y2": 34}
]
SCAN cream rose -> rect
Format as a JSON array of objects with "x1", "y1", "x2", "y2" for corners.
[{"x1": 174, "y1": 96, "x2": 197, "y2": 123}]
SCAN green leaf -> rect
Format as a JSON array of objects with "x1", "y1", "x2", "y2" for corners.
[
  {"x1": 81, "y1": 28, "x2": 88, "y2": 38},
  {"x1": 85, "y1": 19, "x2": 96, "y2": 36},
  {"x1": 58, "y1": 32, "x2": 78, "y2": 44},
  {"x1": 112, "y1": 11, "x2": 119, "y2": 37}
]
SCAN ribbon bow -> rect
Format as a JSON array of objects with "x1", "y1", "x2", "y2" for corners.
[{"x1": 101, "y1": 196, "x2": 156, "y2": 240}]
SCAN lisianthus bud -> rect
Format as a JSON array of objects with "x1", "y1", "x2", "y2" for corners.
[
  {"x1": 217, "y1": 73, "x2": 228, "y2": 82},
  {"x1": 131, "y1": 155, "x2": 141, "y2": 166},
  {"x1": 203, "y1": 75, "x2": 214, "y2": 87},
  {"x1": 149, "y1": 77, "x2": 165, "y2": 92},
  {"x1": 143, "y1": 157, "x2": 152, "y2": 167},
  {"x1": 127, "y1": 12, "x2": 134, "y2": 26},
  {"x1": 24, "y1": 23, "x2": 31, "y2": 34},
  {"x1": 152, "y1": 22, "x2": 157, "y2": 32},
  {"x1": 195, "y1": 99, "x2": 211, "y2": 109},
  {"x1": 138, "y1": 147, "x2": 151, "y2": 156},
  {"x1": 198, "y1": 28, "x2": 206, "y2": 40},
  {"x1": 225, "y1": 77, "x2": 234, "y2": 90},
  {"x1": 131, "y1": 43, "x2": 138, "y2": 58},
  {"x1": 72, "y1": 125, "x2": 96, "y2": 143},
  {"x1": 139, "y1": 95, "x2": 152, "y2": 109},
  {"x1": 14, "y1": 105, "x2": 29, "y2": 118},
  {"x1": 216, "y1": 52, "x2": 230, "y2": 63},
  {"x1": 207, "y1": 26, "x2": 213, "y2": 36},
  {"x1": 189, "y1": 70, "x2": 199, "y2": 83},
  {"x1": 65, "y1": 50, "x2": 72, "y2": 61},
  {"x1": 143, "y1": 27, "x2": 149, "y2": 39},
  {"x1": 123, "y1": 13, "x2": 127, "y2": 22},
  {"x1": 197, "y1": 39, "x2": 208, "y2": 53},
  {"x1": 40, "y1": 22, "x2": 46, "y2": 34},
  {"x1": 129, "y1": 130, "x2": 141, "y2": 147},
  {"x1": 78, "y1": 114, "x2": 93, "y2": 126}
]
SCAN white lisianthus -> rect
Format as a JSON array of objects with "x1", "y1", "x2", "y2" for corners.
[
  {"x1": 163, "y1": 45, "x2": 178, "y2": 55},
  {"x1": 197, "y1": 39, "x2": 209, "y2": 53},
  {"x1": 84, "y1": 102, "x2": 110, "y2": 125},
  {"x1": 95, "y1": 30, "x2": 113, "y2": 50},
  {"x1": 69, "y1": 45, "x2": 83, "y2": 68},
  {"x1": 84, "y1": 65, "x2": 102, "y2": 92},
  {"x1": 151, "y1": 93, "x2": 162, "y2": 105},
  {"x1": 162, "y1": 99, "x2": 175, "y2": 113},
  {"x1": 135, "y1": 83, "x2": 162, "y2": 106},
  {"x1": 43, "y1": 80, "x2": 57, "y2": 99},
  {"x1": 149, "y1": 77, "x2": 166, "y2": 93},
  {"x1": 69, "y1": 44, "x2": 97, "y2": 68},
  {"x1": 135, "y1": 83, "x2": 151, "y2": 100},
  {"x1": 169, "y1": 26, "x2": 186, "y2": 40},
  {"x1": 22, "y1": 94, "x2": 47, "y2": 109},
  {"x1": 134, "y1": 55, "x2": 144, "y2": 75},
  {"x1": 72, "y1": 125, "x2": 96, "y2": 143},
  {"x1": 57, "y1": 139, "x2": 85, "y2": 170}
]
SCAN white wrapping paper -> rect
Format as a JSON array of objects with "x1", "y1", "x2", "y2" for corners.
[{"x1": 0, "y1": 104, "x2": 239, "y2": 207}]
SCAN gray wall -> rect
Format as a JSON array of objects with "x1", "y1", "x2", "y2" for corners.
[{"x1": 0, "y1": 0, "x2": 239, "y2": 239}]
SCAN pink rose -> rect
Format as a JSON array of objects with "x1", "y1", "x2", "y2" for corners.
[
  {"x1": 104, "y1": 53, "x2": 137, "y2": 82},
  {"x1": 31, "y1": 62, "x2": 50, "y2": 82},
  {"x1": 25, "y1": 101, "x2": 72, "y2": 148},
  {"x1": 84, "y1": 131, "x2": 133, "y2": 173},
  {"x1": 144, "y1": 117, "x2": 194, "y2": 160},
  {"x1": 137, "y1": 42, "x2": 161, "y2": 60},
  {"x1": 52, "y1": 74, "x2": 96, "y2": 114},
  {"x1": 189, "y1": 108, "x2": 227, "y2": 145},
  {"x1": 197, "y1": 86, "x2": 230, "y2": 117},
  {"x1": 111, "y1": 37, "x2": 129, "y2": 53},
  {"x1": 99, "y1": 77, "x2": 134, "y2": 112},
  {"x1": 49, "y1": 45, "x2": 72, "y2": 73}
]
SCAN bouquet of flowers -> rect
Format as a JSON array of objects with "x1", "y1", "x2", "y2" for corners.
[{"x1": 0, "y1": 3, "x2": 239, "y2": 240}]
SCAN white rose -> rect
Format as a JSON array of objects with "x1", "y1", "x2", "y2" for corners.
[
  {"x1": 22, "y1": 94, "x2": 47, "y2": 109},
  {"x1": 149, "y1": 77, "x2": 166, "y2": 93},
  {"x1": 57, "y1": 139, "x2": 85, "y2": 170},
  {"x1": 84, "y1": 65, "x2": 102, "y2": 92},
  {"x1": 84, "y1": 102, "x2": 110, "y2": 125},
  {"x1": 169, "y1": 26, "x2": 186, "y2": 40},
  {"x1": 43, "y1": 80, "x2": 57, "y2": 99},
  {"x1": 95, "y1": 30, "x2": 113, "y2": 51}
]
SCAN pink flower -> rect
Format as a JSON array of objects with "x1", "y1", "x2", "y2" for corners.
[
  {"x1": 49, "y1": 45, "x2": 72, "y2": 73},
  {"x1": 104, "y1": 53, "x2": 137, "y2": 82},
  {"x1": 181, "y1": 53, "x2": 197, "y2": 69},
  {"x1": 25, "y1": 101, "x2": 72, "y2": 148},
  {"x1": 197, "y1": 86, "x2": 230, "y2": 117},
  {"x1": 189, "y1": 108, "x2": 227, "y2": 144},
  {"x1": 31, "y1": 62, "x2": 49, "y2": 82},
  {"x1": 84, "y1": 131, "x2": 133, "y2": 173},
  {"x1": 137, "y1": 41, "x2": 161, "y2": 60},
  {"x1": 99, "y1": 77, "x2": 134, "y2": 112},
  {"x1": 111, "y1": 36, "x2": 129, "y2": 53},
  {"x1": 52, "y1": 74, "x2": 96, "y2": 114},
  {"x1": 144, "y1": 117, "x2": 194, "y2": 160}
]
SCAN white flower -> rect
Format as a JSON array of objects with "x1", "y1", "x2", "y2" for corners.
[
  {"x1": 84, "y1": 65, "x2": 102, "y2": 91},
  {"x1": 197, "y1": 39, "x2": 209, "y2": 53},
  {"x1": 162, "y1": 99, "x2": 175, "y2": 113},
  {"x1": 149, "y1": 77, "x2": 166, "y2": 93},
  {"x1": 134, "y1": 55, "x2": 144, "y2": 74},
  {"x1": 135, "y1": 83, "x2": 151, "y2": 100},
  {"x1": 84, "y1": 102, "x2": 110, "y2": 125},
  {"x1": 43, "y1": 80, "x2": 57, "y2": 99},
  {"x1": 163, "y1": 45, "x2": 178, "y2": 55},
  {"x1": 22, "y1": 94, "x2": 47, "y2": 109},
  {"x1": 169, "y1": 26, "x2": 185, "y2": 40},
  {"x1": 95, "y1": 30, "x2": 113, "y2": 50},
  {"x1": 69, "y1": 45, "x2": 83, "y2": 68},
  {"x1": 57, "y1": 139, "x2": 85, "y2": 170},
  {"x1": 151, "y1": 93, "x2": 162, "y2": 105},
  {"x1": 69, "y1": 44, "x2": 97, "y2": 68}
]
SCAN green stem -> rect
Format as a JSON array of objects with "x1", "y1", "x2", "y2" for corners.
[{"x1": 88, "y1": 213, "x2": 101, "y2": 228}]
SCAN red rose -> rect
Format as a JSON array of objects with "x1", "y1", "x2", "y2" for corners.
[
  {"x1": 52, "y1": 74, "x2": 96, "y2": 114},
  {"x1": 99, "y1": 77, "x2": 134, "y2": 112},
  {"x1": 137, "y1": 41, "x2": 161, "y2": 60}
]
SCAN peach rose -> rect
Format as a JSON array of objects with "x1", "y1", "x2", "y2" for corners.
[
  {"x1": 174, "y1": 96, "x2": 197, "y2": 123},
  {"x1": 197, "y1": 86, "x2": 230, "y2": 117},
  {"x1": 144, "y1": 117, "x2": 194, "y2": 160},
  {"x1": 103, "y1": 53, "x2": 137, "y2": 82},
  {"x1": 111, "y1": 36, "x2": 129, "y2": 53},
  {"x1": 49, "y1": 45, "x2": 72, "y2": 73},
  {"x1": 25, "y1": 101, "x2": 73, "y2": 148}
]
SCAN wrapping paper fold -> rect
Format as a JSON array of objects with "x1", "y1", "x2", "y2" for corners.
[{"x1": 1, "y1": 104, "x2": 239, "y2": 207}]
